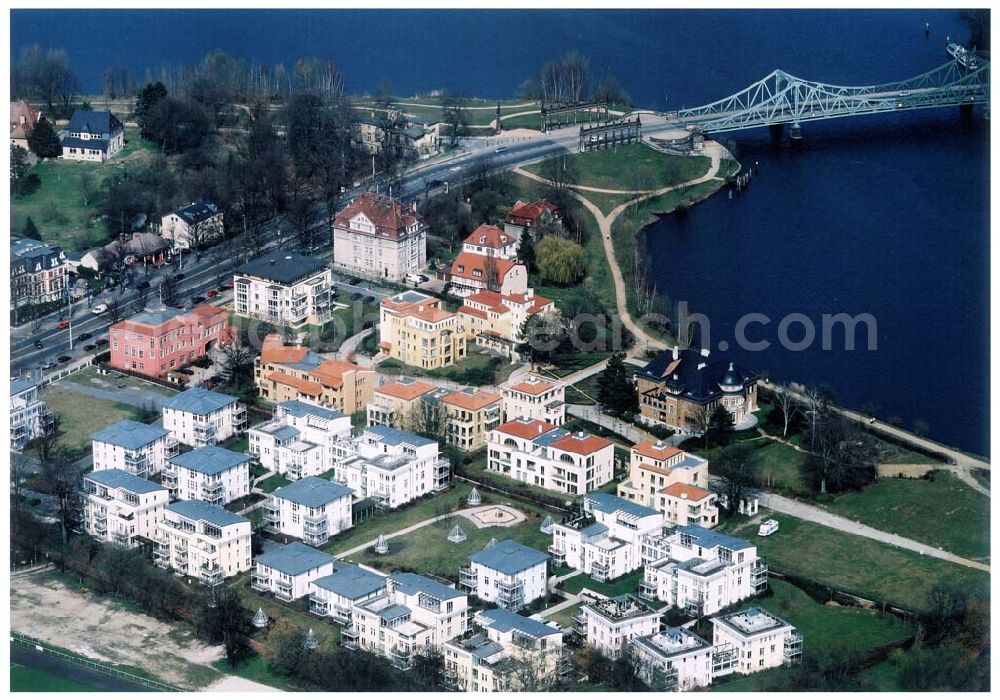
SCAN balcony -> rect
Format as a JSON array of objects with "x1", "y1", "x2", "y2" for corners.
[
  {"x1": 309, "y1": 597, "x2": 329, "y2": 617},
  {"x1": 161, "y1": 466, "x2": 178, "y2": 489},
  {"x1": 153, "y1": 547, "x2": 170, "y2": 568},
  {"x1": 572, "y1": 612, "x2": 588, "y2": 637},
  {"x1": 442, "y1": 667, "x2": 459, "y2": 690},
  {"x1": 390, "y1": 646, "x2": 413, "y2": 670},
  {"x1": 557, "y1": 649, "x2": 574, "y2": 677},
  {"x1": 164, "y1": 438, "x2": 180, "y2": 459},
  {"x1": 194, "y1": 423, "x2": 217, "y2": 446},
  {"x1": 751, "y1": 560, "x2": 769, "y2": 593},
  {"x1": 340, "y1": 626, "x2": 359, "y2": 649},
  {"x1": 591, "y1": 562, "x2": 610, "y2": 583},
  {"x1": 783, "y1": 632, "x2": 803, "y2": 665},
  {"x1": 458, "y1": 565, "x2": 478, "y2": 592},
  {"x1": 251, "y1": 573, "x2": 271, "y2": 592},
  {"x1": 201, "y1": 481, "x2": 225, "y2": 505},
  {"x1": 233, "y1": 405, "x2": 247, "y2": 432},
  {"x1": 547, "y1": 545, "x2": 566, "y2": 566},
  {"x1": 262, "y1": 504, "x2": 280, "y2": 533},
  {"x1": 200, "y1": 564, "x2": 225, "y2": 586},
  {"x1": 684, "y1": 593, "x2": 704, "y2": 618},
  {"x1": 638, "y1": 579, "x2": 658, "y2": 599},
  {"x1": 497, "y1": 580, "x2": 524, "y2": 610},
  {"x1": 123, "y1": 453, "x2": 150, "y2": 479}
]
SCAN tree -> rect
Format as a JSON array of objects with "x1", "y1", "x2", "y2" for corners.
[
  {"x1": 135, "y1": 82, "x2": 168, "y2": 139},
  {"x1": 540, "y1": 151, "x2": 578, "y2": 191},
  {"x1": 14, "y1": 45, "x2": 80, "y2": 118},
  {"x1": 592, "y1": 72, "x2": 630, "y2": 106},
  {"x1": 518, "y1": 312, "x2": 565, "y2": 365},
  {"x1": 407, "y1": 400, "x2": 447, "y2": 442},
  {"x1": 535, "y1": 236, "x2": 584, "y2": 285},
  {"x1": 772, "y1": 382, "x2": 800, "y2": 438},
  {"x1": 805, "y1": 414, "x2": 878, "y2": 494},
  {"x1": 913, "y1": 419, "x2": 930, "y2": 437},
  {"x1": 516, "y1": 229, "x2": 535, "y2": 270},
  {"x1": 714, "y1": 442, "x2": 761, "y2": 515},
  {"x1": 688, "y1": 403, "x2": 713, "y2": 447},
  {"x1": 78, "y1": 170, "x2": 98, "y2": 207},
  {"x1": 158, "y1": 275, "x2": 177, "y2": 308},
  {"x1": 38, "y1": 450, "x2": 82, "y2": 563},
  {"x1": 800, "y1": 385, "x2": 832, "y2": 451},
  {"x1": 144, "y1": 96, "x2": 211, "y2": 154},
  {"x1": 440, "y1": 93, "x2": 470, "y2": 147},
  {"x1": 707, "y1": 404, "x2": 735, "y2": 445},
  {"x1": 27, "y1": 117, "x2": 62, "y2": 158},
  {"x1": 11, "y1": 145, "x2": 32, "y2": 196},
  {"x1": 132, "y1": 286, "x2": 150, "y2": 315},
  {"x1": 597, "y1": 352, "x2": 638, "y2": 415},
  {"x1": 23, "y1": 216, "x2": 40, "y2": 239},
  {"x1": 31, "y1": 414, "x2": 63, "y2": 465},
  {"x1": 262, "y1": 620, "x2": 315, "y2": 678},
  {"x1": 11, "y1": 452, "x2": 32, "y2": 538},
  {"x1": 197, "y1": 587, "x2": 253, "y2": 668}
]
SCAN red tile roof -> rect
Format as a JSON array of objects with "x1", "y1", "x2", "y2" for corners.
[
  {"x1": 509, "y1": 377, "x2": 556, "y2": 395},
  {"x1": 496, "y1": 419, "x2": 557, "y2": 440},
  {"x1": 260, "y1": 334, "x2": 309, "y2": 365},
  {"x1": 462, "y1": 223, "x2": 514, "y2": 250},
  {"x1": 311, "y1": 360, "x2": 367, "y2": 389},
  {"x1": 506, "y1": 198, "x2": 561, "y2": 226},
  {"x1": 632, "y1": 440, "x2": 683, "y2": 463},
  {"x1": 551, "y1": 433, "x2": 614, "y2": 455},
  {"x1": 442, "y1": 388, "x2": 501, "y2": 411},
  {"x1": 334, "y1": 192, "x2": 424, "y2": 240},
  {"x1": 376, "y1": 380, "x2": 436, "y2": 401},
  {"x1": 268, "y1": 372, "x2": 323, "y2": 397},
  {"x1": 447, "y1": 251, "x2": 522, "y2": 284}
]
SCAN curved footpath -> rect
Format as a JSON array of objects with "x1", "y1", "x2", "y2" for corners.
[{"x1": 514, "y1": 139, "x2": 727, "y2": 356}]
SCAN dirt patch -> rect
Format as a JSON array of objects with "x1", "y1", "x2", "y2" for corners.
[
  {"x1": 205, "y1": 676, "x2": 283, "y2": 692},
  {"x1": 11, "y1": 571, "x2": 225, "y2": 689}
]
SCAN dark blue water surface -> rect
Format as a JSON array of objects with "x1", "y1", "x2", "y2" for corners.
[{"x1": 11, "y1": 9, "x2": 989, "y2": 454}]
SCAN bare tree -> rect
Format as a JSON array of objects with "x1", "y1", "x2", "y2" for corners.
[
  {"x1": 772, "y1": 382, "x2": 800, "y2": 439},
  {"x1": 407, "y1": 400, "x2": 448, "y2": 442},
  {"x1": 31, "y1": 414, "x2": 62, "y2": 465},
  {"x1": 800, "y1": 385, "x2": 831, "y2": 451},
  {"x1": 39, "y1": 450, "x2": 83, "y2": 565},
  {"x1": 688, "y1": 403, "x2": 712, "y2": 448},
  {"x1": 714, "y1": 442, "x2": 761, "y2": 515},
  {"x1": 11, "y1": 452, "x2": 32, "y2": 537},
  {"x1": 78, "y1": 170, "x2": 97, "y2": 206}
]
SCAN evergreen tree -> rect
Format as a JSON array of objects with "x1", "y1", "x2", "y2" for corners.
[
  {"x1": 135, "y1": 82, "x2": 168, "y2": 140},
  {"x1": 10, "y1": 145, "x2": 31, "y2": 194},
  {"x1": 707, "y1": 404, "x2": 735, "y2": 445},
  {"x1": 597, "y1": 351, "x2": 638, "y2": 415},
  {"x1": 27, "y1": 117, "x2": 62, "y2": 158},
  {"x1": 23, "y1": 216, "x2": 40, "y2": 239},
  {"x1": 517, "y1": 229, "x2": 535, "y2": 271}
]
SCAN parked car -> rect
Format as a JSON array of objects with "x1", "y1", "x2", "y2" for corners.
[
  {"x1": 134, "y1": 280, "x2": 151, "y2": 290},
  {"x1": 42, "y1": 361, "x2": 57, "y2": 370},
  {"x1": 57, "y1": 355, "x2": 72, "y2": 363},
  {"x1": 220, "y1": 282, "x2": 233, "y2": 290},
  {"x1": 349, "y1": 277, "x2": 363, "y2": 286},
  {"x1": 418, "y1": 274, "x2": 429, "y2": 283},
  {"x1": 757, "y1": 519, "x2": 780, "y2": 537},
  {"x1": 178, "y1": 368, "x2": 195, "y2": 375},
  {"x1": 95, "y1": 338, "x2": 109, "y2": 347},
  {"x1": 206, "y1": 289, "x2": 219, "y2": 298},
  {"x1": 349, "y1": 292, "x2": 363, "y2": 302},
  {"x1": 57, "y1": 320, "x2": 70, "y2": 330},
  {"x1": 174, "y1": 273, "x2": 186, "y2": 281},
  {"x1": 83, "y1": 344, "x2": 97, "y2": 351},
  {"x1": 365, "y1": 295, "x2": 376, "y2": 303},
  {"x1": 33, "y1": 340, "x2": 44, "y2": 349},
  {"x1": 92, "y1": 303, "x2": 108, "y2": 315},
  {"x1": 77, "y1": 332, "x2": 92, "y2": 341},
  {"x1": 191, "y1": 295, "x2": 206, "y2": 304},
  {"x1": 494, "y1": 146, "x2": 508, "y2": 154}
]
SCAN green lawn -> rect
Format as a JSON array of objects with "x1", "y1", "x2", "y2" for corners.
[
  {"x1": 10, "y1": 663, "x2": 100, "y2": 692},
  {"x1": 579, "y1": 190, "x2": 637, "y2": 216},
  {"x1": 524, "y1": 143, "x2": 711, "y2": 193},
  {"x1": 256, "y1": 473, "x2": 291, "y2": 493},
  {"x1": 820, "y1": 471, "x2": 989, "y2": 560},
  {"x1": 722, "y1": 514, "x2": 989, "y2": 612},
  {"x1": 561, "y1": 569, "x2": 645, "y2": 598},
  {"x1": 567, "y1": 365, "x2": 635, "y2": 406},
  {"x1": 348, "y1": 513, "x2": 554, "y2": 583},
  {"x1": 542, "y1": 601, "x2": 582, "y2": 631},
  {"x1": 39, "y1": 384, "x2": 141, "y2": 455}
]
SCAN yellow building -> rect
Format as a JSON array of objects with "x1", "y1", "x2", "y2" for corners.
[
  {"x1": 379, "y1": 291, "x2": 466, "y2": 369},
  {"x1": 617, "y1": 440, "x2": 718, "y2": 527},
  {"x1": 254, "y1": 334, "x2": 374, "y2": 414},
  {"x1": 456, "y1": 289, "x2": 555, "y2": 357}
]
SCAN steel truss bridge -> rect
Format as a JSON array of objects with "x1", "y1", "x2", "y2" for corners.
[{"x1": 673, "y1": 55, "x2": 989, "y2": 134}]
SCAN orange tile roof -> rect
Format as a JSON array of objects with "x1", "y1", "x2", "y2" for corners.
[
  {"x1": 632, "y1": 440, "x2": 683, "y2": 462},
  {"x1": 267, "y1": 372, "x2": 323, "y2": 397},
  {"x1": 496, "y1": 419, "x2": 557, "y2": 440},
  {"x1": 509, "y1": 377, "x2": 556, "y2": 395},
  {"x1": 311, "y1": 359, "x2": 365, "y2": 389},
  {"x1": 260, "y1": 334, "x2": 309, "y2": 364},
  {"x1": 456, "y1": 305, "x2": 491, "y2": 320},
  {"x1": 507, "y1": 198, "x2": 561, "y2": 225},
  {"x1": 463, "y1": 223, "x2": 514, "y2": 250},
  {"x1": 448, "y1": 251, "x2": 522, "y2": 284},
  {"x1": 442, "y1": 389, "x2": 501, "y2": 411},
  {"x1": 376, "y1": 380, "x2": 436, "y2": 401},
  {"x1": 405, "y1": 305, "x2": 455, "y2": 323},
  {"x1": 551, "y1": 433, "x2": 614, "y2": 455},
  {"x1": 661, "y1": 482, "x2": 712, "y2": 501}
]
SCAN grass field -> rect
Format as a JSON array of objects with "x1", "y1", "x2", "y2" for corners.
[
  {"x1": 561, "y1": 569, "x2": 645, "y2": 598},
  {"x1": 256, "y1": 473, "x2": 291, "y2": 494},
  {"x1": 11, "y1": 127, "x2": 158, "y2": 253},
  {"x1": 820, "y1": 472, "x2": 989, "y2": 560},
  {"x1": 39, "y1": 384, "x2": 141, "y2": 454},
  {"x1": 524, "y1": 143, "x2": 711, "y2": 193},
  {"x1": 349, "y1": 513, "x2": 553, "y2": 582},
  {"x1": 542, "y1": 601, "x2": 582, "y2": 631},
  {"x1": 723, "y1": 514, "x2": 990, "y2": 611},
  {"x1": 10, "y1": 663, "x2": 100, "y2": 692}
]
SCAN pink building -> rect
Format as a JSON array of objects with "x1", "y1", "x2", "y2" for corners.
[{"x1": 110, "y1": 304, "x2": 232, "y2": 379}]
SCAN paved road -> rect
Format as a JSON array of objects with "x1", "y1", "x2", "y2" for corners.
[
  {"x1": 11, "y1": 643, "x2": 164, "y2": 692},
  {"x1": 760, "y1": 492, "x2": 990, "y2": 572}
]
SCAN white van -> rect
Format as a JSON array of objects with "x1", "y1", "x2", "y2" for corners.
[
  {"x1": 757, "y1": 519, "x2": 779, "y2": 537},
  {"x1": 406, "y1": 273, "x2": 423, "y2": 286}
]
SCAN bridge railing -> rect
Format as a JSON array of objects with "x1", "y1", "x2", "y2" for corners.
[{"x1": 11, "y1": 631, "x2": 185, "y2": 692}]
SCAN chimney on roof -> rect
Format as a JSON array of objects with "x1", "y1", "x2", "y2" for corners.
[
  {"x1": 672, "y1": 346, "x2": 679, "y2": 361},
  {"x1": 537, "y1": 425, "x2": 543, "y2": 434}
]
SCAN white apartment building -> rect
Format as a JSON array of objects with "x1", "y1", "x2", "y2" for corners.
[
  {"x1": 248, "y1": 401, "x2": 352, "y2": 479},
  {"x1": 331, "y1": 426, "x2": 450, "y2": 509},
  {"x1": 499, "y1": 374, "x2": 566, "y2": 425},
  {"x1": 629, "y1": 627, "x2": 715, "y2": 691},
  {"x1": 310, "y1": 562, "x2": 388, "y2": 623},
  {"x1": 443, "y1": 608, "x2": 569, "y2": 692},
  {"x1": 710, "y1": 608, "x2": 802, "y2": 677},
  {"x1": 263, "y1": 476, "x2": 354, "y2": 547},
  {"x1": 550, "y1": 493, "x2": 664, "y2": 582},
  {"x1": 163, "y1": 445, "x2": 251, "y2": 506},
  {"x1": 459, "y1": 540, "x2": 548, "y2": 612},
  {"x1": 162, "y1": 387, "x2": 247, "y2": 448},
  {"x1": 347, "y1": 572, "x2": 469, "y2": 669},
  {"x1": 233, "y1": 251, "x2": 333, "y2": 327},
  {"x1": 81, "y1": 469, "x2": 169, "y2": 548},
  {"x1": 573, "y1": 594, "x2": 661, "y2": 659},
  {"x1": 332, "y1": 193, "x2": 427, "y2": 282},
  {"x1": 153, "y1": 500, "x2": 252, "y2": 585},
  {"x1": 487, "y1": 418, "x2": 614, "y2": 495},
  {"x1": 251, "y1": 542, "x2": 337, "y2": 601},
  {"x1": 160, "y1": 201, "x2": 224, "y2": 251},
  {"x1": 91, "y1": 419, "x2": 178, "y2": 479},
  {"x1": 10, "y1": 375, "x2": 53, "y2": 451},
  {"x1": 618, "y1": 440, "x2": 718, "y2": 528},
  {"x1": 640, "y1": 525, "x2": 768, "y2": 618}
]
